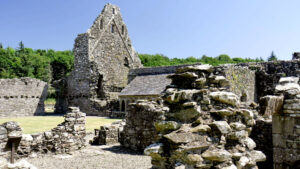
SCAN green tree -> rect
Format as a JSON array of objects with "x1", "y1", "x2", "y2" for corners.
[{"x1": 268, "y1": 51, "x2": 277, "y2": 61}]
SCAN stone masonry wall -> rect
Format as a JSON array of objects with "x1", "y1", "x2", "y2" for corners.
[
  {"x1": 0, "y1": 107, "x2": 86, "y2": 159},
  {"x1": 238, "y1": 60, "x2": 300, "y2": 100},
  {"x1": 0, "y1": 78, "x2": 48, "y2": 117},
  {"x1": 272, "y1": 77, "x2": 300, "y2": 169},
  {"x1": 68, "y1": 3, "x2": 142, "y2": 116},
  {"x1": 143, "y1": 65, "x2": 266, "y2": 169},
  {"x1": 120, "y1": 101, "x2": 168, "y2": 151}
]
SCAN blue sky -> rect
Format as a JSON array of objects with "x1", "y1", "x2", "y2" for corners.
[{"x1": 1, "y1": 0, "x2": 300, "y2": 60}]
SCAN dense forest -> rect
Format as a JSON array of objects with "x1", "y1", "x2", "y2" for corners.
[
  {"x1": 0, "y1": 42, "x2": 276, "y2": 82},
  {"x1": 0, "y1": 42, "x2": 74, "y2": 82}
]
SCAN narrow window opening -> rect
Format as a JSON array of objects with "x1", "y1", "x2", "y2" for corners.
[
  {"x1": 111, "y1": 24, "x2": 115, "y2": 33},
  {"x1": 121, "y1": 25, "x2": 125, "y2": 35},
  {"x1": 100, "y1": 19, "x2": 103, "y2": 29},
  {"x1": 121, "y1": 100, "x2": 125, "y2": 112},
  {"x1": 124, "y1": 57, "x2": 129, "y2": 67},
  {"x1": 112, "y1": 8, "x2": 115, "y2": 14},
  {"x1": 96, "y1": 75, "x2": 105, "y2": 98}
]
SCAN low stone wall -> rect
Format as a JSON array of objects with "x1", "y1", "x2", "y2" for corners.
[
  {"x1": 120, "y1": 101, "x2": 167, "y2": 151},
  {"x1": 0, "y1": 107, "x2": 86, "y2": 159},
  {"x1": 0, "y1": 78, "x2": 48, "y2": 117},
  {"x1": 91, "y1": 121, "x2": 124, "y2": 145}
]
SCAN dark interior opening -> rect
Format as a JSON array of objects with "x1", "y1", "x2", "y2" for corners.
[
  {"x1": 121, "y1": 100, "x2": 125, "y2": 112},
  {"x1": 240, "y1": 93, "x2": 247, "y2": 102},
  {"x1": 100, "y1": 19, "x2": 103, "y2": 29},
  {"x1": 96, "y1": 75, "x2": 105, "y2": 98}
]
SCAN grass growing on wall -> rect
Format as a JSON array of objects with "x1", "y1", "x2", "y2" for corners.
[
  {"x1": 44, "y1": 98, "x2": 56, "y2": 105},
  {"x1": 0, "y1": 116, "x2": 121, "y2": 134}
]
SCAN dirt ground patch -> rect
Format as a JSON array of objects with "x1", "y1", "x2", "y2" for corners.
[{"x1": 25, "y1": 134, "x2": 152, "y2": 169}]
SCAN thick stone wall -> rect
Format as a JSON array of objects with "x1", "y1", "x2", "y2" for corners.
[
  {"x1": 272, "y1": 77, "x2": 300, "y2": 169},
  {"x1": 0, "y1": 78, "x2": 48, "y2": 117},
  {"x1": 238, "y1": 60, "x2": 300, "y2": 100},
  {"x1": 250, "y1": 119, "x2": 273, "y2": 169},
  {"x1": 224, "y1": 65, "x2": 256, "y2": 103},
  {"x1": 68, "y1": 3, "x2": 142, "y2": 116},
  {"x1": 119, "y1": 101, "x2": 168, "y2": 151},
  {"x1": 143, "y1": 65, "x2": 266, "y2": 169},
  {"x1": 0, "y1": 107, "x2": 86, "y2": 159}
]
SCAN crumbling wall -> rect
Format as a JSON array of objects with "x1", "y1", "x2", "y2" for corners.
[
  {"x1": 130, "y1": 64, "x2": 266, "y2": 169},
  {"x1": 68, "y1": 3, "x2": 142, "y2": 116},
  {"x1": 238, "y1": 60, "x2": 300, "y2": 100},
  {"x1": 0, "y1": 107, "x2": 86, "y2": 159},
  {"x1": 119, "y1": 101, "x2": 168, "y2": 151},
  {"x1": 272, "y1": 77, "x2": 300, "y2": 169},
  {"x1": 0, "y1": 78, "x2": 48, "y2": 117},
  {"x1": 91, "y1": 121, "x2": 124, "y2": 145},
  {"x1": 250, "y1": 119, "x2": 273, "y2": 169},
  {"x1": 224, "y1": 66, "x2": 256, "y2": 103}
]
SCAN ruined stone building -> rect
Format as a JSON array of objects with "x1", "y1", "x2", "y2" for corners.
[
  {"x1": 0, "y1": 78, "x2": 47, "y2": 117},
  {"x1": 118, "y1": 64, "x2": 255, "y2": 115},
  {"x1": 68, "y1": 4, "x2": 142, "y2": 116}
]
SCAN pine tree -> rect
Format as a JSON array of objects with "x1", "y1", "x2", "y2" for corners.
[
  {"x1": 268, "y1": 51, "x2": 277, "y2": 61},
  {"x1": 18, "y1": 41, "x2": 25, "y2": 52},
  {"x1": 0, "y1": 43, "x2": 3, "y2": 49}
]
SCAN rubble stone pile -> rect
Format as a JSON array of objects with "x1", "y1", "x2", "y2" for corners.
[
  {"x1": 91, "y1": 121, "x2": 125, "y2": 145},
  {"x1": 144, "y1": 65, "x2": 266, "y2": 169},
  {"x1": 17, "y1": 107, "x2": 86, "y2": 157}
]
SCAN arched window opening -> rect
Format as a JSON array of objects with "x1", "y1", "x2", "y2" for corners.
[{"x1": 112, "y1": 8, "x2": 115, "y2": 14}]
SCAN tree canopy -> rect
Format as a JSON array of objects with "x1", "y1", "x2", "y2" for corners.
[
  {"x1": 139, "y1": 53, "x2": 264, "y2": 67},
  {"x1": 0, "y1": 42, "x2": 74, "y2": 82},
  {"x1": 0, "y1": 42, "x2": 266, "y2": 82}
]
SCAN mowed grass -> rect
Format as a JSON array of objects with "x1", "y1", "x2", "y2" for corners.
[{"x1": 0, "y1": 116, "x2": 121, "y2": 134}]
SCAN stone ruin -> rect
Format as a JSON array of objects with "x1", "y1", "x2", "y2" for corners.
[
  {"x1": 90, "y1": 60, "x2": 300, "y2": 169},
  {"x1": 0, "y1": 78, "x2": 48, "y2": 117},
  {"x1": 67, "y1": 3, "x2": 142, "y2": 116},
  {"x1": 271, "y1": 77, "x2": 300, "y2": 169},
  {"x1": 121, "y1": 65, "x2": 265, "y2": 169},
  {"x1": 0, "y1": 107, "x2": 86, "y2": 163}
]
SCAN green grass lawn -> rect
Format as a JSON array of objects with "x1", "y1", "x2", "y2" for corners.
[{"x1": 0, "y1": 116, "x2": 121, "y2": 134}]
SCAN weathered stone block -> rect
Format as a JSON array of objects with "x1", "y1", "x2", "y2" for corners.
[{"x1": 260, "y1": 95, "x2": 284, "y2": 116}]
